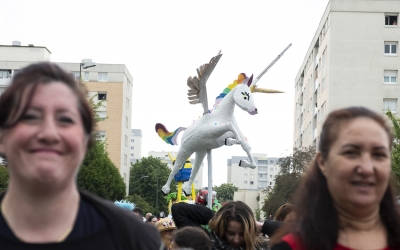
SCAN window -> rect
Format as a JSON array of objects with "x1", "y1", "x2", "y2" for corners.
[
  {"x1": 270, "y1": 167, "x2": 273, "y2": 171},
  {"x1": 384, "y1": 70, "x2": 398, "y2": 84},
  {"x1": 125, "y1": 116, "x2": 128, "y2": 127},
  {"x1": 384, "y1": 42, "x2": 397, "y2": 55},
  {"x1": 383, "y1": 98, "x2": 398, "y2": 112},
  {"x1": 270, "y1": 175, "x2": 273, "y2": 178},
  {"x1": 385, "y1": 14, "x2": 398, "y2": 26},
  {"x1": 321, "y1": 48, "x2": 326, "y2": 68},
  {"x1": 250, "y1": 181, "x2": 254, "y2": 185},
  {"x1": 259, "y1": 174, "x2": 263, "y2": 177},
  {"x1": 130, "y1": 154, "x2": 134, "y2": 158},
  {"x1": 269, "y1": 160, "x2": 274, "y2": 164},
  {"x1": 131, "y1": 139, "x2": 134, "y2": 142},
  {"x1": 321, "y1": 102, "x2": 326, "y2": 120},
  {"x1": 126, "y1": 97, "x2": 129, "y2": 109},
  {"x1": 0, "y1": 69, "x2": 12, "y2": 79},
  {"x1": 96, "y1": 130, "x2": 106, "y2": 141},
  {"x1": 124, "y1": 154, "x2": 127, "y2": 165},
  {"x1": 125, "y1": 135, "x2": 128, "y2": 146},
  {"x1": 270, "y1": 182, "x2": 272, "y2": 185},
  {"x1": 84, "y1": 72, "x2": 89, "y2": 81},
  {"x1": 131, "y1": 146, "x2": 134, "y2": 150},
  {"x1": 96, "y1": 111, "x2": 107, "y2": 121},
  {"x1": 98, "y1": 92, "x2": 107, "y2": 100},
  {"x1": 71, "y1": 71, "x2": 80, "y2": 81},
  {"x1": 250, "y1": 174, "x2": 254, "y2": 178},
  {"x1": 98, "y1": 72, "x2": 108, "y2": 82},
  {"x1": 244, "y1": 173, "x2": 248, "y2": 177},
  {"x1": 244, "y1": 181, "x2": 248, "y2": 184}
]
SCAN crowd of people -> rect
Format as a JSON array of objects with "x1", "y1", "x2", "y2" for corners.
[{"x1": 0, "y1": 62, "x2": 400, "y2": 249}]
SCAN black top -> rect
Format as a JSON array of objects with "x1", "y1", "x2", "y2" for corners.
[{"x1": 0, "y1": 191, "x2": 164, "y2": 250}]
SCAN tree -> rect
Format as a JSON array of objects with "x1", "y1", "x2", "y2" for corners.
[
  {"x1": 126, "y1": 195, "x2": 155, "y2": 214},
  {"x1": 130, "y1": 156, "x2": 177, "y2": 216},
  {"x1": 0, "y1": 165, "x2": 8, "y2": 192},
  {"x1": 262, "y1": 147, "x2": 316, "y2": 217},
  {"x1": 77, "y1": 139, "x2": 126, "y2": 200},
  {"x1": 213, "y1": 183, "x2": 238, "y2": 202},
  {"x1": 385, "y1": 111, "x2": 400, "y2": 192}
]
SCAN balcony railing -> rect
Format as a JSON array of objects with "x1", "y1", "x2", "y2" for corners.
[{"x1": 0, "y1": 78, "x2": 11, "y2": 86}]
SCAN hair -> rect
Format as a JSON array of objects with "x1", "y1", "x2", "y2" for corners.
[
  {"x1": 274, "y1": 203, "x2": 294, "y2": 222},
  {"x1": 171, "y1": 226, "x2": 212, "y2": 250},
  {"x1": 147, "y1": 215, "x2": 157, "y2": 223},
  {"x1": 132, "y1": 207, "x2": 144, "y2": 217},
  {"x1": 208, "y1": 201, "x2": 266, "y2": 250},
  {"x1": 0, "y1": 62, "x2": 95, "y2": 153},
  {"x1": 273, "y1": 107, "x2": 400, "y2": 249}
]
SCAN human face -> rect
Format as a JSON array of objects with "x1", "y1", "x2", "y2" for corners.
[
  {"x1": 224, "y1": 220, "x2": 245, "y2": 248},
  {"x1": 150, "y1": 218, "x2": 158, "y2": 225},
  {"x1": 0, "y1": 82, "x2": 88, "y2": 190},
  {"x1": 161, "y1": 230, "x2": 174, "y2": 247},
  {"x1": 318, "y1": 118, "x2": 391, "y2": 214}
]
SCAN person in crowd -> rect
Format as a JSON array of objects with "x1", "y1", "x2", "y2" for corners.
[
  {"x1": 170, "y1": 226, "x2": 212, "y2": 250},
  {"x1": 155, "y1": 217, "x2": 177, "y2": 248},
  {"x1": 172, "y1": 201, "x2": 269, "y2": 250},
  {"x1": 0, "y1": 62, "x2": 162, "y2": 249},
  {"x1": 133, "y1": 207, "x2": 144, "y2": 218},
  {"x1": 146, "y1": 212, "x2": 153, "y2": 220},
  {"x1": 147, "y1": 215, "x2": 158, "y2": 226},
  {"x1": 271, "y1": 107, "x2": 400, "y2": 250},
  {"x1": 273, "y1": 203, "x2": 295, "y2": 224}
]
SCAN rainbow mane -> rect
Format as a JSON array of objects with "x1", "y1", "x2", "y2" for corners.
[
  {"x1": 155, "y1": 123, "x2": 186, "y2": 145},
  {"x1": 212, "y1": 73, "x2": 246, "y2": 110}
]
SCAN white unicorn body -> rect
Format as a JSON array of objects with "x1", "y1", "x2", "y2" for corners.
[{"x1": 160, "y1": 74, "x2": 259, "y2": 194}]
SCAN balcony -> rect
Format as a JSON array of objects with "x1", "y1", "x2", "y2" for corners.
[
  {"x1": 313, "y1": 128, "x2": 318, "y2": 140},
  {"x1": 314, "y1": 78, "x2": 319, "y2": 91},
  {"x1": 0, "y1": 78, "x2": 11, "y2": 87}
]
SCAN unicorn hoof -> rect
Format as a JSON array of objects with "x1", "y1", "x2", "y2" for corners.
[
  {"x1": 183, "y1": 185, "x2": 192, "y2": 196},
  {"x1": 161, "y1": 186, "x2": 170, "y2": 195},
  {"x1": 239, "y1": 159, "x2": 256, "y2": 169}
]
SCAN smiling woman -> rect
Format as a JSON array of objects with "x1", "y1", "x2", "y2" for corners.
[
  {"x1": 0, "y1": 62, "x2": 162, "y2": 249},
  {"x1": 271, "y1": 107, "x2": 400, "y2": 250}
]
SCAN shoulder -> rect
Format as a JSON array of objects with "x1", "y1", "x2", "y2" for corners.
[
  {"x1": 271, "y1": 234, "x2": 299, "y2": 250},
  {"x1": 80, "y1": 190, "x2": 162, "y2": 250}
]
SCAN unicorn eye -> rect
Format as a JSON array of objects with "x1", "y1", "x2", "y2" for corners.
[{"x1": 244, "y1": 97, "x2": 247, "y2": 100}]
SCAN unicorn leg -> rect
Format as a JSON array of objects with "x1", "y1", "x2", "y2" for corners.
[
  {"x1": 161, "y1": 151, "x2": 192, "y2": 195},
  {"x1": 183, "y1": 149, "x2": 207, "y2": 195},
  {"x1": 239, "y1": 140, "x2": 258, "y2": 169}
]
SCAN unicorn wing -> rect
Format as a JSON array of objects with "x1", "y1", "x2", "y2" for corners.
[{"x1": 187, "y1": 51, "x2": 223, "y2": 114}]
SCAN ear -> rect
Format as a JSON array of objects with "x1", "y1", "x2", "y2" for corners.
[{"x1": 316, "y1": 152, "x2": 328, "y2": 177}]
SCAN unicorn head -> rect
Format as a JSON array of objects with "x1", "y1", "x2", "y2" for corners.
[{"x1": 233, "y1": 73, "x2": 258, "y2": 115}]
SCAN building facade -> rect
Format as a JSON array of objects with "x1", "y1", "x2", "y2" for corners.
[
  {"x1": 294, "y1": 0, "x2": 400, "y2": 148},
  {"x1": 148, "y1": 151, "x2": 204, "y2": 190},
  {"x1": 130, "y1": 129, "x2": 142, "y2": 163},
  {"x1": 227, "y1": 154, "x2": 280, "y2": 190},
  {"x1": 0, "y1": 42, "x2": 133, "y2": 195}
]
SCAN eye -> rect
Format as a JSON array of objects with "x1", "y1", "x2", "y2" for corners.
[
  {"x1": 243, "y1": 97, "x2": 247, "y2": 100},
  {"x1": 21, "y1": 113, "x2": 38, "y2": 120},
  {"x1": 59, "y1": 116, "x2": 74, "y2": 124}
]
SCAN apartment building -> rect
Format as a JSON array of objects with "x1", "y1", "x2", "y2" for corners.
[
  {"x1": 148, "y1": 151, "x2": 204, "y2": 190},
  {"x1": 294, "y1": 0, "x2": 400, "y2": 148},
  {"x1": 130, "y1": 129, "x2": 143, "y2": 162},
  {"x1": 227, "y1": 154, "x2": 280, "y2": 190},
  {"x1": 0, "y1": 42, "x2": 133, "y2": 195}
]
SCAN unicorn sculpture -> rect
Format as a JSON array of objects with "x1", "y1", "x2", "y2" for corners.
[{"x1": 156, "y1": 45, "x2": 291, "y2": 195}]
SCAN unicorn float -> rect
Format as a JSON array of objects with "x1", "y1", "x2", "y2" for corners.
[{"x1": 156, "y1": 45, "x2": 291, "y2": 195}]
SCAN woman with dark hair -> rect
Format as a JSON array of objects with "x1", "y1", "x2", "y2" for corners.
[
  {"x1": 0, "y1": 62, "x2": 162, "y2": 249},
  {"x1": 147, "y1": 215, "x2": 158, "y2": 225},
  {"x1": 272, "y1": 107, "x2": 400, "y2": 250},
  {"x1": 170, "y1": 226, "x2": 212, "y2": 250}
]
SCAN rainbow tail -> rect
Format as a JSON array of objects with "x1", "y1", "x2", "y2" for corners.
[{"x1": 155, "y1": 123, "x2": 186, "y2": 145}]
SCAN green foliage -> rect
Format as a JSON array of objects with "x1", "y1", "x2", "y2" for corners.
[
  {"x1": 262, "y1": 147, "x2": 316, "y2": 217},
  {"x1": 164, "y1": 192, "x2": 187, "y2": 203},
  {"x1": 130, "y1": 156, "x2": 177, "y2": 216},
  {"x1": 255, "y1": 209, "x2": 261, "y2": 221},
  {"x1": 77, "y1": 139, "x2": 126, "y2": 200},
  {"x1": 213, "y1": 183, "x2": 238, "y2": 202},
  {"x1": 0, "y1": 165, "x2": 9, "y2": 192},
  {"x1": 385, "y1": 111, "x2": 400, "y2": 192},
  {"x1": 126, "y1": 195, "x2": 155, "y2": 214}
]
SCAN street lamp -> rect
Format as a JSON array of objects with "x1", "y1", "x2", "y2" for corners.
[
  {"x1": 133, "y1": 175, "x2": 148, "y2": 203},
  {"x1": 79, "y1": 59, "x2": 96, "y2": 81}
]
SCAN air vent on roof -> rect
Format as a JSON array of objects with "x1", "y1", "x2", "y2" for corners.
[
  {"x1": 12, "y1": 41, "x2": 21, "y2": 46},
  {"x1": 28, "y1": 44, "x2": 34, "y2": 47}
]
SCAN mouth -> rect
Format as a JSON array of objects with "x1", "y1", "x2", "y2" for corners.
[
  {"x1": 31, "y1": 149, "x2": 62, "y2": 155},
  {"x1": 350, "y1": 181, "x2": 375, "y2": 191}
]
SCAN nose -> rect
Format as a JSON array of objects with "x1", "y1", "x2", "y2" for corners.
[
  {"x1": 37, "y1": 117, "x2": 60, "y2": 143},
  {"x1": 233, "y1": 235, "x2": 241, "y2": 244},
  {"x1": 358, "y1": 153, "x2": 374, "y2": 175}
]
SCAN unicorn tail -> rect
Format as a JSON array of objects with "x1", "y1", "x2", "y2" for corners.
[{"x1": 155, "y1": 123, "x2": 186, "y2": 146}]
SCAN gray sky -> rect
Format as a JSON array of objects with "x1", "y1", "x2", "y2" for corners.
[{"x1": 1, "y1": 0, "x2": 329, "y2": 186}]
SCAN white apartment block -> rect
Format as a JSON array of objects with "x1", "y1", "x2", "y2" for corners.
[
  {"x1": 148, "y1": 151, "x2": 204, "y2": 190},
  {"x1": 0, "y1": 42, "x2": 133, "y2": 195},
  {"x1": 130, "y1": 129, "x2": 142, "y2": 162},
  {"x1": 227, "y1": 154, "x2": 280, "y2": 190},
  {"x1": 294, "y1": 0, "x2": 400, "y2": 148}
]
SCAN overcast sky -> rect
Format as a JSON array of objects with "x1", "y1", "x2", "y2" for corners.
[{"x1": 1, "y1": 0, "x2": 329, "y2": 186}]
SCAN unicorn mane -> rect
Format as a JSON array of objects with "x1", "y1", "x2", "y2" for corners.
[{"x1": 212, "y1": 73, "x2": 246, "y2": 110}]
